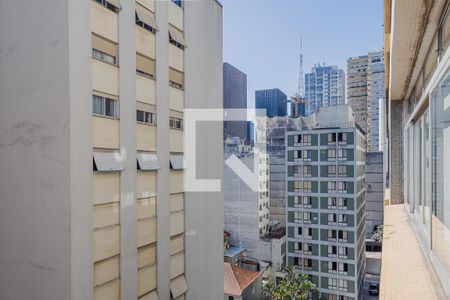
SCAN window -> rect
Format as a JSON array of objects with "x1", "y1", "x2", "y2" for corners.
[
  {"x1": 92, "y1": 34, "x2": 118, "y2": 65},
  {"x1": 338, "y1": 149, "x2": 347, "y2": 161},
  {"x1": 293, "y1": 150, "x2": 302, "y2": 161},
  {"x1": 136, "y1": 110, "x2": 155, "y2": 125},
  {"x1": 92, "y1": 95, "x2": 119, "y2": 118},
  {"x1": 304, "y1": 227, "x2": 313, "y2": 239},
  {"x1": 93, "y1": 150, "x2": 124, "y2": 172},
  {"x1": 338, "y1": 230, "x2": 348, "y2": 242},
  {"x1": 338, "y1": 132, "x2": 347, "y2": 143},
  {"x1": 303, "y1": 165, "x2": 312, "y2": 177},
  {"x1": 294, "y1": 242, "x2": 302, "y2": 253},
  {"x1": 328, "y1": 149, "x2": 336, "y2": 161},
  {"x1": 293, "y1": 196, "x2": 301, "y2": 207},
  {"x1": 328, "y1": 197, "x2": 337, "y2": 209},
  {"x1": 303, "y1": 196, "x2": 312, "y2": 208},
  {"x1": 293, "y1": 165, "x2": 302, "y2": 176},
  {"x1": 296, "y1": 227, "x2": 302, "y2": 237},
  {"x1": 328, "y1": 245, "x2": 337, "y2": 257},
  {"x1": 338, "y1": 214, "x2": 348, "y2": 226},
  {"x1": 294, "y1": 211, "x2": 302, "y2": 223},
  {"x1": 338, "y1": 246, "x2": 348, "y2": 258},
  {"x1": 135, "y1": 6, "x2": 158, "y2": 33},
  {"x1": 338, "y1": 198, "x2": 348, "y2": 210},
  {"x1": 338, "y1": 263, "x2": 348, "y2": 275},
  {"x1": 169, "y1": 27, "x2": 186, "y2": 50},
  {"x1": 169, "y1": 68, "x2": 184, "y2": 89},
  {"x1": 337, "y1": 182, "x2": 347, "y2": 194},
  {"x1": 337, "y1": 165, "x2": 347, "y2": 177},
  {"x1": 171, "y1": 0, "x2": 183, "y2": 8},
  {"x1": 328, "y1": 165, "x2": 336, "y2": 176},
  {"x1": 338, "y1": 279, "x2": 348, "y2": 291},
  {"x1": 303, "y1": 150, "x2": 312, "y2": 161},
  {"x1": 328, "y1": 133, "x2": 336, "y2": 143},
  {"x1": 294, "y1": 134, "x2": 302, "y2": 146},
  {"x1": 303, "y1": 258, "x2": 312, "y2": 270},
  {"x1": 169, "y1": 117, "x2": 183, "y2": 129},
  {"x1": 328, "y1": 277, "x2": 338, "y2": 290},
  {"x1": 328, "y1": 213, "x2": 337, "y2": 225},
  {"x1": 94, "y1": 0, "x2": 120, "y2": 13},
  {"x1": 303, "y1": 243, "x2": 312, "y2": 254},
  {"x1": 303, "y1": 135, "x2": 312, "y2": 146},
  {"x1": 303, "y1": 181, "x2": 312, "y2": 193},
  {"x1": 328, "y1": 261, "x2": 337, "y2": 273},
  {"x1": 293, "y1": 181, "x2": 302, "y2": 192},
  {"x1": 303, "y1": 212, "x2": 311, "y2": 224},
  {"x1": 328, "y1": 229, "x2": 336, "y2": 241},
  {"x1": 136, "y1": 54, "x2": 155, "y2": 78},
  {"x1": 328, "y1": 181, "x2": 336, "y2": 193}
]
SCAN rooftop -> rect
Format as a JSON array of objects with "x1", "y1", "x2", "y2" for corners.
[
  {"x1": 380, "y1": 204, "x2": 446, "y2": 299},
  {"x1": 224, "y1": 246, "x2": 246, "y2": 258},
  {"x1": 224, "y1": 262, "x2": 261, "y2": 297}
]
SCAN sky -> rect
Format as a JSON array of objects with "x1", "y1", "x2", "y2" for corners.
[{"x1": 222, "y1": 0, "x2": 385, "y2": 107}]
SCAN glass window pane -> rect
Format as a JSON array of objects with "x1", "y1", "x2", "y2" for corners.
[{"x1": 93, "y1": 95, "x2": 103, "y2": 115}]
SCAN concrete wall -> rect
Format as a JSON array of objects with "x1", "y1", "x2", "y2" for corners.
[
  {"x1": 389, "y1": 101, "x2": 404, "y2": 204},
  {"x1": 184, "y1": 0, "x2": 224, "y2": 299},
  {"x1": 365, "y1": 152, "x2": 384, "y2": 238},
  {"x1": 0, "y1": 1, "x2": 92, "y2": 299}
]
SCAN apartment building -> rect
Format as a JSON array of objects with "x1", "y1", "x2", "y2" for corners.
[
  {"x1": 347, "y1": 51, "x2": 386, "y2": 152},
  {"x1": 0, "y1": 1, "x2": 223, "y2": 300},
  {"x1": 304, "y1": 64, "x2": 345, "y2": 116},
  {"x1": 285, "y1": 106, "x2": 366, "y2": 300},
  {"x1": 383, "y1": 0, "x2": 450, "y2": 296}
]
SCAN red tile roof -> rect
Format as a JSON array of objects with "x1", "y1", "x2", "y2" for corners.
[{"x1": 224, "y1": 262, "x2": 261, "y2": 297}]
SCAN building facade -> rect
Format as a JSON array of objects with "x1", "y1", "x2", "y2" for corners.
[
  {"x1": 285, "y1": 107, "x2": 366, "y2": 300},
  {"x1": 223, "y1": 62, "x2": 248, "y2": 139},
  {"x1": 255, "y1": 88, "x2": 288, "y2": 117},
  {"x1": 364, "y1": 152, "x2": 384, "y2": 238},
  {"x1": 347, "y1": 51, "x2": 385, "y2": 152},
  {"x1": 0, "y1": 1, "x2": 223, "y2": 300},
  {"x1": 304, "y1": 65, "x2": 345, "y2": 116},
  {"x1": 384, "y1": 0, "x2": 450, "y2": 296}
]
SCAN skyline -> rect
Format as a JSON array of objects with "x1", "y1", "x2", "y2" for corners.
[{"x1": 222, "y1": 0, "x2": 384, "y2": 106}]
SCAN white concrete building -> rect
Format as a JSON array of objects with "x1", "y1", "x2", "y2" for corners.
[{"x1": 0, "y1": 0, "x2": 223, "y2": 299}]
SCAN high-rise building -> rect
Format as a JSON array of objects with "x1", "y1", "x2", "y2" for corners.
[
  {"x1": 285, "y1": 105, "x2": 366, "y2": 300},
  {"x1": 289, "y1": 96, "x2": 306, "y2": 117},
  {"x1": 304, "y1": 65, "x2": 345, "y2": 116},
  {"x1": 382, "y1": 0, "x2": 450, "y2": 297},
  {"x1": 0, "y1": 1, "x2": 223, "y2": 300},
  {"x1": 223, "y1": 62, "x2": 248, "y2": 139},
  {"x1": 255, "y1": 88, "x2": 288, "y2": 117},
  {"x1": 347, "y1": 51, "x2": 385, "y2": 152}
]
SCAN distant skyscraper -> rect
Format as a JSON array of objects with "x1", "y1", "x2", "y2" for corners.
[
  {"x1": 289, "y1": 96, "x2": 306, "y2": 117},
  {"x1": 304, "y1": 64, "x2": 345, "y2": 115},
  {"x1": 347, "y1": 51, "x2": 385, "y2": 151},
  {"x1": 223, "y1": 62, "x2": 248, "y2": 139},
  {"x1": 255, "y1": 88, "x2": 288, "y2": 117}
]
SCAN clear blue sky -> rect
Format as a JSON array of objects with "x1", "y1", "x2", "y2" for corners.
[{"x1": 222, "y1": 0, "x2": 384, "y2": 107}]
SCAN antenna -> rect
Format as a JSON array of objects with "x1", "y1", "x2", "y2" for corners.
[{"x1": 297, "y1": 35, "x2": 305, "y2": 98}]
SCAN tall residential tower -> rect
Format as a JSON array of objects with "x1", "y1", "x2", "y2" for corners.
[{"x1": 304, "y1": 65, "x2": 345, "y2": 116}]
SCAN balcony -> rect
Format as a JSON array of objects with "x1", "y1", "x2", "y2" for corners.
[{"x1": 380, "y1": 204, "x2": 446, "y2": 299}]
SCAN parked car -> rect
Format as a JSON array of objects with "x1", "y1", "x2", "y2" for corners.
[{"x1": 369, "y1": 283, "x2": 380, "y2": 296}]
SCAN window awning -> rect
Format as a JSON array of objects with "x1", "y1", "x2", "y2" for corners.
[
  {"x1": 170, "y1": 275, "x2": 188, "y2": 298},
  {"x1": 170, "y1": 155, "x2": 185, "y2": 170},
  {"x1": 140, "y1": 290, "x2": 158, "y2": 300},
  {"x1": 137, "y1": 152, "x2": 160, "y2": 171},
  {"x1": 169, "y1": 27, "x2": 186, "y2": 47},
  {"x1": 93, "y1": 151, "x2": 124, "y2": 172},
  {"x1": 108, "y1": 0, "x2": 121, "y2": 9},
  {"x1": 136, "y1": 7, "x2": 159, "y2": 30}
]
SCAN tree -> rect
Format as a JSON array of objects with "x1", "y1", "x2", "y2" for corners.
[
  {"x1": 371, "y1": 225, "x2": 384, "y2": 242},
  {"x1": 263, "y1": 267, "x2": 317, "y2": 300}
]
